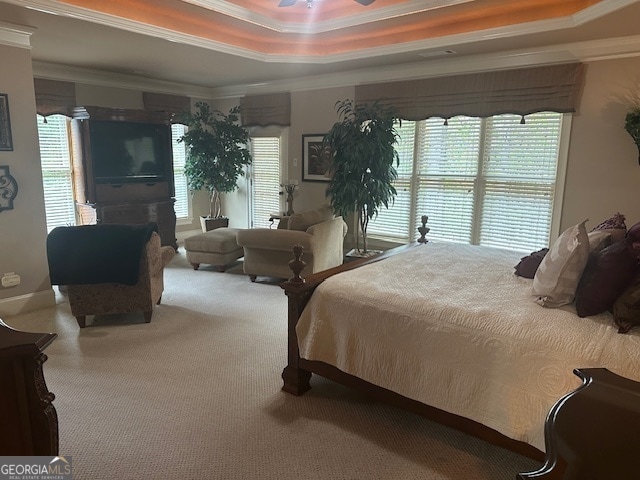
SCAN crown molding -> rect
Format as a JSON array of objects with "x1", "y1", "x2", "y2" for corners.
[
  {"x1": 30, "y1": 33, "x2": 640, "y2": 100},
  {"x1": 31, "y1": 61, "x2": 213, "y2": 98},
  {"x1": 210, "y1": 34, "x2": 640, "y2": 98},
  {"x1": 0, "y1": 21, "x2": 35, "y2": 49},
  {"x1": 8, "y1": 0, "x2": 640, "y2": 63}
]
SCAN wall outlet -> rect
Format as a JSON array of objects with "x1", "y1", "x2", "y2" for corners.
[
  {"x1": 1, "y1": 272, "x2": 20, "y2": 288},
  {"x1": 293, "y1": 157, "x2": 298, "y2": 166}
]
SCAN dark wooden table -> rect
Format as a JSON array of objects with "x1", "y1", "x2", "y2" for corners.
[{"x1": 0, "y1": 319, "x2": 58, "y2": 455}]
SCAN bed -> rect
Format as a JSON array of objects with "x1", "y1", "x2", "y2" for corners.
[{"x1": 280, "y1": 239, "x2": 640, "y2": 466}]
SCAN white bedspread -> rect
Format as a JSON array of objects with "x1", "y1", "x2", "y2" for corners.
[{"x1": 296, "y1": 242, "x2": 640, "y2": 451}]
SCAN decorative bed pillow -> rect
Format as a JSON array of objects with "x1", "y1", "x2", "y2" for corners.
[
  {"x1": 514, "y1": 248, "x2": 548, "y2": 279},
  {"x1": 587, "y1": 231, "x2": 612, "y2": 253},
  {"x1": 533, "y1": 220, "x2": 589, "y2": 308},
  {"x1": 613, "y1": 271, "x2": 640, "y2": 333},
  {"x1": 288, "y1": 205, "x2": 334, "y2": 231},
  {"x1": 590, "y1": 212, "x2": 627, "y2": 243},
  {"x1": 574, "y1": 239, "x2": 639, "y2": 317},
  {"x1": 627, "y1": 221, "x2": 640, "y2": 255}
]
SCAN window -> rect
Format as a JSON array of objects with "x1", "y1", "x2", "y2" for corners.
[
  {"x1": 368, "y1": 112, "x2": 566, "y2": 252},
  {"x1": 37, "y1": 114, "x2": 76, "y2": 232},
  {"x1": 171, "y1": 123, "x2": 190, "y2": 219},
  {"x1": 249, "y1": 136, "x2": 281, "y2": 228}
]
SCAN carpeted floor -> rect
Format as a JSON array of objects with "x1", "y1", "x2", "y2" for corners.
[{"x1": 5, "y1": 248, "x2": 540, "y2": 479}]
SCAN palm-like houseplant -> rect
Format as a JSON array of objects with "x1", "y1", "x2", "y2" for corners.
[
  {"x1": 178, "y1": 102, "x2": 252, "y2": 228},
  {"x1": 625, "y1": 108, "x2": 640, "y2": 164},
  {"x1": 324, "y1": 99, "x2": 400, "y2": 254}
]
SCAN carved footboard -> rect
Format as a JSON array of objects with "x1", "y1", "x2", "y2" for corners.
[{"x1": 518, "y1": 368, "x2": 640, "y2": 479}]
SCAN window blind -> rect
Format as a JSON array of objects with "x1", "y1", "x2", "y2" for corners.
[
  {"x1": 250, "y1": 137, "x2": 281, "y2": 229},
  {"x1": 478, "y1": 112, "x2": 562, "y2": 251},
  {"x1": 355, "y1": 63, "x2": 586, "y2": 120},
  {"x1": 171, "y1": 123, "x2": 190, "y2": 219},
  {"x1": 241, "y1": 93, "x2": 291, "y2": 127},
  {"x1": 368, "y1": 112, "x2": 564, "y2": 251},
  {"x1": 37, "y1": 114, "x2": 76, "y2": 231},
  {"x1": 34, "y1": 79, "x2": 76, "y2": 118},
  {"x1": 366, "y1": 120, "x2": 415, "y2": 242}
]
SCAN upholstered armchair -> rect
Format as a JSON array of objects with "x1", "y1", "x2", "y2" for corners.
[
  {"x1": 236, "y1": 205, "x2": 348, "y2": 281},
  {"x1": 47, "y1": 223, "x2": 175, "y2": 328}
]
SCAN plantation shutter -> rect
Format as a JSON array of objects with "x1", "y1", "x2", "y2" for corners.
[
  {"x1": 478, "y1": 112, "x2": 562, "y2": 251},
  {"x1": 250, "y1": 137, "x2": 281, "y2": 228},
  {"x1": 415, "y1": 116, "x2": 481, "y2": 243},
  {"x1": 171, "y1": 124, "x2": 189, "y2": 218},
  {"x1": 367, "y1": 121, "x2": 416, "y2": 242},
  {"x1": 37, "y1": 114, "x2": 76, "y2": 231}
]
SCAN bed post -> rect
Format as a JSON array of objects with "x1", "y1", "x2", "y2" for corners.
[{"x1": 280, "y1": 244, "x2": 312, "y2": 395}]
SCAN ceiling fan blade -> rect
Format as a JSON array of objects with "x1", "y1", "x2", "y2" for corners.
[
  {"x1": 278, "y1": 0, "x2": 297, "y2": 6},
  {"x1": 355, "y1": 0, "x2": 375, "y2": 5}
]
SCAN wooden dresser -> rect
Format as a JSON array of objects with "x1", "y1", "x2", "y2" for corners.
[{"x1": 0, "y1": 320, "x2": 58, "y2": 455}]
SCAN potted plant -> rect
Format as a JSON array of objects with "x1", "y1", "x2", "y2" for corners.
[
  {"x1": 324, "y1": 99, "x2": 400, "y2": 254},
  {"x1": 625, "y1": 108, "x2": 640, "y2": 164},
  {"x1": 177, "y1": 101, "x2": 252, "y2": 231}
]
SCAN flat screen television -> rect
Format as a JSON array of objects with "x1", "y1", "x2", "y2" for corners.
[{"x1": 89, "y1": 120, "x2": 172, "y2": 184}]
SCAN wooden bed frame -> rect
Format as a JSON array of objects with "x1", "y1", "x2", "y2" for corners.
[
  {"x1": 279, "y1": 241, "x2": 544, "y2": 460},
  {"x1": 280, "y1": 239, "x2": 640, "y2": 478}
]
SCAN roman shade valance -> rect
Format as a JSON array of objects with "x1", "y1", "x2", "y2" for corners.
[
  {"x1": 142, "y1": 92, "x2": 190, "y2": 120},
  {"x1": 34, "y1": 78, "x2": 76, "y2": 118},
  {"x1": 355, "y1": 63, "x2": 587, "y2": 121},
  {"x1": 240, "y1": 93, "x2": 291, "y2": 127}
]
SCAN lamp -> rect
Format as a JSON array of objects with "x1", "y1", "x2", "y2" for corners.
[{"x1": 280, "y1": 180, "x2": 298, "y2": 216}]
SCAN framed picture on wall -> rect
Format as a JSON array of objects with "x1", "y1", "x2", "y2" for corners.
[
  {"x1": 0, "y1": 94, "x2": 13, "y2": 151},
  {"x1": 302, "y1": 134, "x2": 331, "y2": 182}
]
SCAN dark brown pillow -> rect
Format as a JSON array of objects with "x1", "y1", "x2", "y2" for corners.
[
  {"x1": 629, "y1": 221, "x2": 640, "y2": 240},
  {"x1": 613, "y1": 271, "x2": 640, "y2": 333},
  {"x1": 514, "y1": 248, "x2": 548, "y2": 279},
  {"x1": 591, "y1": 212, "x2": 627, "y2": 243},
  {"x1": 591, "y1": 212, "x2": 626, "y2": 231},
  {"x1": 575, "y1": 239, "x2": 639, "y2": 318}
]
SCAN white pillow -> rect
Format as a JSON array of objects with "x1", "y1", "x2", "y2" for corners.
[{"x1": 533, "y1": 220, "x2": 590, "y2": 308}]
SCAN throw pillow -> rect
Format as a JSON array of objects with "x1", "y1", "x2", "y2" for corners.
[
  {"x1": 574, "y1": 239, "x2": 639, "y2": 317},
  {"x1": 514, "y1": 248, "x2": 549, "y2": 279},
  {"x1": 628, "y1": 220, "x2": 640, "y2": 241},
  {"x1": 587, "y1": 231, "x2": 612, "y2": 253},
  {"x1": 533, "y1": 220, "x2": 590, "y2": 308},
  {"x1": 590, "y1": 212, "x2": 627, "y2": 243},
  {"x1": 613, "y1": 271, "x2": 640, "y2": 333},
  {"x1": 288, "y1": 205, "x2": 334, "y2": 231},
  {"x1": 628, "y1": 221, "x2": 640, "y2": 255}
]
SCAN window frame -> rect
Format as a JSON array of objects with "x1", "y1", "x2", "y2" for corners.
[
  {"x1": 247, "y1": 126, "x2": 287, "y2": 229},
  {"x1": 36, "y1": 114, "x2": 77, "y2": 232},
  {"x1": 367, "y1": 112, "x2": 571, "y2": 251}
]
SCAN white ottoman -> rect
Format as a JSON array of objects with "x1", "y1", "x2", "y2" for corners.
[{"x1": 184, "y1": 228, "x2": 243, "y2": 272}]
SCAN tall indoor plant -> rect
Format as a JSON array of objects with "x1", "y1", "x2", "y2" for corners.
[
  {"x1": 178, "y1": 101, "x2": 252, "y2": 230},
  {"x1": 324, "y1": 99, "x2": 400, "y2": 254}
]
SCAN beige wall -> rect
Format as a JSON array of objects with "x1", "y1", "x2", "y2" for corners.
[
  {"x1": 2, "y1": 43, "x2": 640, "y2": 316},
  {"x1": 0, "y1": 43, "x2": 54, "y2": 314},
  {"x1": 561, "y1": 57, "x2": 640, "y2": 231}
]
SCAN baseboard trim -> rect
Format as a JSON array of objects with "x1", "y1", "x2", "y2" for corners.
[{"x1": 0, "y1": 289, "x2": 56, "y2": 317}]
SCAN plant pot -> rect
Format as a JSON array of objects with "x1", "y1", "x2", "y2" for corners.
[{"x1": 200, "y1": 216, "x2": 229, "y2": 232}]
